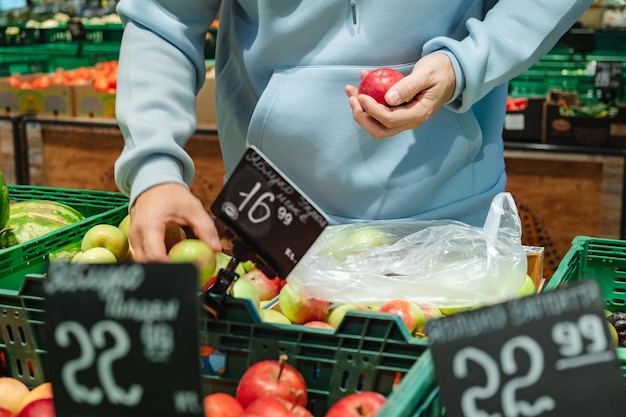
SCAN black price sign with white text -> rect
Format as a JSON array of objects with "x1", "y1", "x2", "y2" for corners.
[
  {"x1": 425, "y1": 280, "x2": 626, "y2": 417},
  {"x1": 211, "y1": 146, "x2": 329, "y2": 279},
  {"x1": 44, "y1": 262, "x2": 204, "y2": 417}
]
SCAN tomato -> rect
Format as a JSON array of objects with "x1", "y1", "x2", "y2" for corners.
[{"x1": 358, "y1": 67, "x2": 405, "y2": 106}]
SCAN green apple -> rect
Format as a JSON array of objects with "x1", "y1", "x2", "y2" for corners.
[
  {"x1": 168, "y1": 239, "x2": 217, "y2": 289},
  {"x1": 415, "y1": 306, "x2": 444, "y2": 335},
  {"x1": 72, "y1": 247, "x2": 117, "y2": 263},
  {"x1": 241, "y1": 259, "x2": 257, "y2": 273},
  {"x1": 608, "y1": 322, "x2": 619, "y2": 348},
  {"x1": 438, "y1": 306, "x2": 476, "y2": 316},
  {"x1": 278, "y1": 282, "x2": 329, "y2": 325},
  {"x1": 320, "y1": 225, "x2": 394, "y2": 259},
  {"x1": 118, "y1": 214, "x2": 130, "y2": 237},
  {"x1": 214, "y1": 251, "x2": 246, "y2": 278},
  {"x1": 517, "y1": 274, "x2": 537, "y2": 297},
  {"x1": 81, "y1": 224, "x2": 129, "y2": 261},
  {"x1": 260, "y1": 309, "x2": 291, "y2": 325},
  {"x1": 229, "y1": 278, "x2": 261, "y2": 310},
  {"x1": 324, "y1": 303, "x2": 370, "y2": 329},
  {"x1": 240, "y1": 269, "x2": 282, "y2": 301}
]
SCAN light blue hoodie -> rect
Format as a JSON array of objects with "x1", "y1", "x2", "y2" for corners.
[{"x1": 114, "y1": 0, "x2": 592, "y2": 227}]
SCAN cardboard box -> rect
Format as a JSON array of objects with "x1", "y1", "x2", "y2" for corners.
[
  {"x1": 73, "y1": 84, "x2": 116, "y2": 118},
  {"x1": 196, "y1": 67, "x2": 216, "y2": 128},
  {"x1": 503, "y1": 98, "x2": 544, "y2": 143},
  {"x1": 543, "y1": 102, "x2": 626, "y2": 147},
  {"x1": 524, "y1": 246, "x2": 545, "y2": 290},
  {"x1": 0, "y1": 78, "x2": 74, "y2": 116}
]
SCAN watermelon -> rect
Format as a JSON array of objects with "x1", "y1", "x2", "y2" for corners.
[
  {"x1": 0, "y1": 200, "x2": 86, "y2": 261},
  {"x1": 0, "y1": 171, "x2": 8, "y2": 230}
]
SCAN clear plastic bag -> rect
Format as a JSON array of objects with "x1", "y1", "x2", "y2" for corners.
[{"x1": 287, "y1": 192, "x2": 527, "y2": 308}]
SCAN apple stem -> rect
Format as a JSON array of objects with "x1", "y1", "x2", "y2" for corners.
[
  {"x1": 277, "y1": 353, "x2": 288, "y2": 380},
  {"x1": 290, "y1": 390, "x2": 305, "y2": 411}
]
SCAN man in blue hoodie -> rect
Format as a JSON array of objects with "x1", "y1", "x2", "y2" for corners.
[{"x1": 113, "y1": 1, "x2": 593, "y2": 262}]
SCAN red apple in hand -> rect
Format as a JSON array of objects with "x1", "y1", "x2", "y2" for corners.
[
  {"x1": 245, "y1": 396, "x2": 313, "y2": 417},
  {"x1": 325, "y1": 392, "x2": 387, "y2": 417},
  {"x1": 203, "y1": 392, "x2": 243, "y2": 417},
  {"x1": 236, "y1": 354, "x2": 308, "y2": 409},
  {"x1": 358, "y1": 68, "x2": 405, "y2": 106},
  {"x1": 378, "y1": 299, "x2": 425, "y2": 334}
]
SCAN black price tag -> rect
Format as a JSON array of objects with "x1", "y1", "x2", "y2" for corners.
[
  {"x1": 211, "y1": 146, "x2": 329, "y2": 279},
  {"x1": 44, "y1": 263, "x2": 204, "y2": 417},
  {"x1": 67, "y1": 20, "x2": 87, "y2": 41},
  {"x1": 425, "y1": 280, "x2": 626, "y2": 417},
  {"x1": 595, "y1": 61, "x2": 622, "y2": 92}
]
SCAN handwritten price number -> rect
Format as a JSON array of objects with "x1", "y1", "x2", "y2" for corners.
[
  {"x1": 238, "y1": 182, "x2": 292, "y2": 226},
  {"x1": 55, "y1": 320, "x2": 143, "y2": 407},
  {"x1": 596, "y1": 68, "x2": 612, "y2": 88},
  {"x1": 453, "y1": 314, "x2": 607, "y2": 417}
]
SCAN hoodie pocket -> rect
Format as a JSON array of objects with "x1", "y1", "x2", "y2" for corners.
[{"x1": 246, "y1": 64, "x2": 486, "y2": 220}]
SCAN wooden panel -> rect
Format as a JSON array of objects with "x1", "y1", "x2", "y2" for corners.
[
  {"x1": 0, "y1": 120, "x2": 17, "y2": 184},
  {"x1": 504, "y1": 150, "x2": 623, "y2": 278},
  {"x1": 26, "y1": 119, "x2": 225, "y2": 212}
]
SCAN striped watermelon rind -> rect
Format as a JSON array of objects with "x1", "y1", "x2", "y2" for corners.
[{"x1": 0, "y1": 200, "x2": 86, "y2": 260}]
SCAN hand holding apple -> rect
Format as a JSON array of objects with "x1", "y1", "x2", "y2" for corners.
[{"x1": 358, "y1": 68, "x2": 405, "y2": 106}]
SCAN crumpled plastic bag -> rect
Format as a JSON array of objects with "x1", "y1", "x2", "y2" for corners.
[{"x1": 286, "y1": 192, "x2": 527, "y2": 308}]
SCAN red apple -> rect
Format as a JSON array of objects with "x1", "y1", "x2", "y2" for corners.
[
  {"x1": 240, "y1": 269, "x2": 282, "y2": 301},
  {"x1": 278, "y1": 282, "x2": 329, "y2": 325},
  {"x1": 245, "y1": 396, "x2": 313, "y2": 417},
  {"x1": 303, "y1": 321, "x2": 334, "y2": 330},
  {"x1": 15, "y1": 382, "x2": 53, "y2": 415},
  {"x1": 164, "y1": 224, "x2": 187, "y2": 253},
  {"x1": 0, "y1": 377, "x2": 30, "y2": 415},
  {"x1": 324, "y1": 392, "x2": 387, "y2": 417},
  {"x1": 236, "y1": 354, "x2": 308, "y2": 409},
  {"x1": 358, "y1": 68, "x2": 405, "y2": 106},
  {"x1": 202, "y1": 392, "x2": 243, "y2": 417},
  {"x1": 16, "y1": 398, "x2": 55, "y2": 417},
  {"x1": 378, "y1": 300, "x2": 424, "y2": 334}
]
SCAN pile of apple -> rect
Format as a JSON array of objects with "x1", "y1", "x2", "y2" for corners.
[
  {"x1": 0, "y1": 378, "x2": 55, "y2": 417},
  {"x1": 70, "y1": 214, "x2": 539, "y2": 336},
  {"x1": 203, "y1": 354, "x2": 387, "y2": 417}
]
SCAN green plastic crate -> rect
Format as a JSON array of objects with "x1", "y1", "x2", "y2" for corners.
[
  {"x1": 376, "y1": 350, "x2": 443, "y2": 417},
  {"x1": 200, "y1": 297, "x2": 432, "y2": 417},
  {"x1": 0, "y1": 185, "x2": 129, "y2": 293},
  {"x1": 0, "y1": 274, "x2": 440, "y2": 415},
  {"x1": 543, "y1": 235, "x2": 626, "y2": 379}
]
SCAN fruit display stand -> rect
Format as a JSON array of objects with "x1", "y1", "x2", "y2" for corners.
[
  {"x1": 0, "y1": 273, "x2": 441, "y2": 416},
  {"x1": 0, "y1": 184, "x2": 129, "y2": 294}
]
